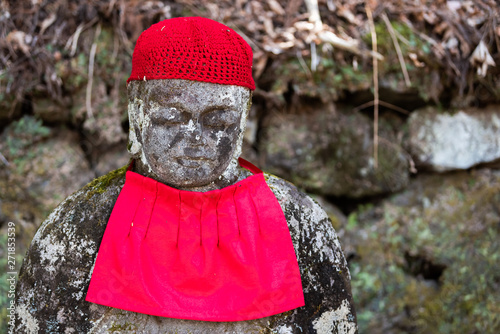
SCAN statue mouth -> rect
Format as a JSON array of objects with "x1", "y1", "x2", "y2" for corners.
[{"x1": 176, "y1": 157, "x2": 211, "y2": 168}]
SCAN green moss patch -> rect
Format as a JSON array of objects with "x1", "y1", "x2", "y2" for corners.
[
  {"x1": 84, "y1": 165, "x2": 128, "y2": 200},
  {"x1": 347, "y1": 169, "x2": 500, "y2": 333}
]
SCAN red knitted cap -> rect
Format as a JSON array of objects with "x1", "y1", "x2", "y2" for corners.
[{"x1": 127, "y1": 17, "x2": 255, "y2": 90}]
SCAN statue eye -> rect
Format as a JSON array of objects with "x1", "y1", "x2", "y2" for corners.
[
  {"x1": 155, "y1": 107, "x2": 189, "y2": 124},
  {"x1": 202, "y1": 110, "x2": 238, "y2": 128}
]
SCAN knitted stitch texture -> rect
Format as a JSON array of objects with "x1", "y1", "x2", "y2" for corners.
[{"x1": 127, "y1": 17, "x2": 255, "y2": 90}]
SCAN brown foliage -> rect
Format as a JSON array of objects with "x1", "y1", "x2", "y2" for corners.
[{"x1": 0, "y1": 0, "x2": 499, "y2": 110}]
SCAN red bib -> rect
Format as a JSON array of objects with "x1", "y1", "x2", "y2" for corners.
[{"x1": 86, "y1": 158, "x2": 304, "y2": 321}]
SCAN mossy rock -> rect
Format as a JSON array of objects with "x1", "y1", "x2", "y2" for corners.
[
  {"x1": 347, "y1": 168, "x2": 500, "y2": 333},
  {"x1": 260, "y1": 104, "x2": 409, "y2": 198}
]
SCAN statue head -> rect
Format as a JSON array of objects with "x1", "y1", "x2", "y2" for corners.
[{"x1": 126, "y1": 17, "x2": 255, "y2": 190}]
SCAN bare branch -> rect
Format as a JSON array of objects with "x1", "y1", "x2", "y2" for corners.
[
  {"x1": 382, "y1": 12, "x2": 411, "y2": 87},
  {"x1": 366, "y1": 4, "x2": 379, "y2": 169}
]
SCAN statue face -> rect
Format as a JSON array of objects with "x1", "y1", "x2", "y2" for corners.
[{"x1": 128, "y1": 79, "x2": 250, "y2": 188}]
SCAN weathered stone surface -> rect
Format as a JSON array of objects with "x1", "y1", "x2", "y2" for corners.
[
  {"x1": 260, "y1": 104, "x2": 409, "y2": 198},
  {"x1": 308, "y1": 195, "x2": 355, "y2": 258},
  {"x1": 408, "y1": 105, "x2": 500, "y2": 171},
  {"x1": 15, "y1": 167, "x2": 357, "y2": 334}
]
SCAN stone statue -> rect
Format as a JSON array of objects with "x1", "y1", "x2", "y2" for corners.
[{"x1": 15, "y1": 17, "x2": 357, "y2": 334}]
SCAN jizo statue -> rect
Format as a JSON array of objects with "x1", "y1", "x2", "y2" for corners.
[{"x1": 14, "y1": 17, "x2": 358, "y2": 333}]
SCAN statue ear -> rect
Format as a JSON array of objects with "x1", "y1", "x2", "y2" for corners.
[
  {"x1": 132, "y1": 99, "x2": 143, "y2": 141},
  {"x1": 127, "y1": 101, "x2": 144, "y2": 157},
  {"x1": 127, "y1": 82, "x2": 145, "y2": 157},
  {"x1": 245, "y1": 91, "x2": 253, "y2": 115},
  {"x1": 127, "y1": 118, "x2": 143, "y2": 157}
]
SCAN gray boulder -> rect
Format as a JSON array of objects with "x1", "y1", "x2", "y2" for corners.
[
  {"x1": 15, "y1": 167, "x2": 357, "y2": 334},
  {"x1": 0, "y1": 118, "x2": 94, "y2": 223},
  {"x1": 260, "y1": 105, "x2": 409, "y2": 198},
  {"x1": 408, "y1": 105, "x2": 500, "y2": 171}
]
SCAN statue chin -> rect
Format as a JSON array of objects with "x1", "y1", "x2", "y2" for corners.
[{"x1": 136, "y1": 151, "x2": 236, "y2": 190}]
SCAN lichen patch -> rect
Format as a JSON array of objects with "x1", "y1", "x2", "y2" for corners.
[
  {"x1": 313, "y1": 299, "x2": 356, "y2": 334},
  {"x1": 37, "y1": 233, "x2": 66, "y2": 274},
  {"x1": 277, "y1": 324, "x2": 293, "y2": 334},
  {"x1": 16, "y1": 304, "x2": 40, "y2": 334}
]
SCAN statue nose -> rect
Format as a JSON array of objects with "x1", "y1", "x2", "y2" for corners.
[{"x1": 186, "y1": 120, "x2": 205, "y2": 145}]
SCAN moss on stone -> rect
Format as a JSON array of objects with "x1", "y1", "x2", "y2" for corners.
[
  {"x1": 348, "y1": 169, "x2": 500, "y2": 333},
  {"x1": 84, "y1": 165, "x2": 127, "y2": 200},
  {"x1": 107, "y1": 322, "x2": 137, "y2": 332},
  {"x1": 261, "y1": 107, "x2": 408, "y2": 198},
  {"x1": 269, "y1": 56, "x2": 371, "y2": 101}
]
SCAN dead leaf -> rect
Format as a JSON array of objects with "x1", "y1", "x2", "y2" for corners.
[
  {"x1": 294, "y1": 21, "x2": 315, "y2": 31},
  {"x1": 470, "y1": 40, "x2": 495, "y2": 77},
  {"x1": 423, "y1": 11, "x2": 438, "y2": 25},
  {"x1": 6, "y1": 31, "x2": 31, "y2": 55},
  {"x1": 267, "y1": 0, "x2": 285, "y2": 16},
  {"x1": 253, "y1": 50, "x2": 268, "y2": 79},
  {"x1": 434, "y1": 21, "x2": 449, "y2": 35},
  {"x1": 447, "y1": 1, "x2": 463, "y2": 12},
  {"x1": 206, "y1": 3, "x2": 219, "y2": 19},
  {"x1": 263, "y1": 15, "x2": 277, "y2": 39},
  {"x1": 317, "y1": 30, "x2": 361, "y2": 55},
  {"x1": 409, "y1": 53, "x2": 425, "y2": 67},
  {"x1": 40, "y1": 13, "x2": 57, "y2": 35},
  {"x1": 338, "y1": 5, "x2": 361, "y2": 25},
  {"x1": 262, "y1": 36, "x2": 284, "y2": 54}
]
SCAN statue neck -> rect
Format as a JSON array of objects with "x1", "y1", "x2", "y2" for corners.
[{"x1": 133, "y1": 158, "x2": 242, "y2": 192}]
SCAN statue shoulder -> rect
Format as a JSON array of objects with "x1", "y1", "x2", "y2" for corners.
[
  {"x1": 264, "y1": 172, "x2": 348, "y2": 268},
  {"x1": 264, "y1": 172, "x2": 325, "y2": 214},
  {"x1": 15, "y1": 166, "x2": 127, "y2": 333},
  {"x1": 264, "y1": 172, "x2": 358, "y2": 333}
]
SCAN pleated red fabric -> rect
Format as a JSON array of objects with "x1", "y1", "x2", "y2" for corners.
[{"x1": 86, "y1": 158, "x2": 304, "y2": 321}]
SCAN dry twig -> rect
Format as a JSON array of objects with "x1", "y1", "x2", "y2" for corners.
[
  {"x1": 0, "y1": 151, "x2": 9, "y2": 166},
  {"x1": 353, "y1": 100, "x2": 410, "y2": 115},
  {"x1": 86, "y1": 23, "x2": 101, "y2": 120},
  {"x1": 65, "y1": 17, "x2": 99, "y2": 57},
  {"x1": 381, "y1": 12, "x2": 411, "y2": 87},
  {"x1": 304, "y1": 0, "x2": 322, "y2": 30},
  {"x1": 296, "y1": 50, "x2": 313, "y2": 80},
  {"x1": 366, "y1": 4, "x2": 379, "y2": 169}
]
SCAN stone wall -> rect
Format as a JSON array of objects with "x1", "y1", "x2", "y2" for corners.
[{"x1": 3, "y1": 90, "x2": 500, "y2": 333}]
